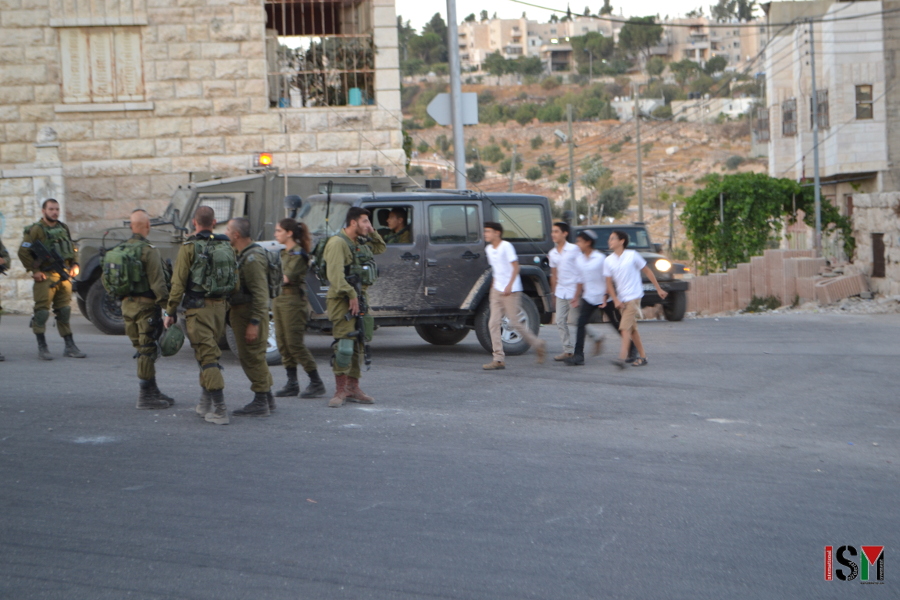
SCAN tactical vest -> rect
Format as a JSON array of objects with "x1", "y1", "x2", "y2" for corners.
[
  {"x1": 339, "y1": 232, "x2": 378, "y2": 287},
  {"x1": 233, "y1": 243, "x2": 283, "y2": 302},
  {"x1": 187, "y1": 235, "x2": 236, "y2": 298},
  {"x1": 101, "y1": 240, "x2": 151, "y2": 298},
  {"x1": 26, "y1": 222, "x2": 76, "y2": 263}
]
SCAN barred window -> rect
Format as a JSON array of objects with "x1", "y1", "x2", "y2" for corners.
[
  {"x1": 856, "y1": 84, "x2": 873, "y2": 119},
  {"x1": 809, "y1": 89, "x2": 829, "y2": 129},
  {"x1": 755, "y1": 106, "x2": 769, "y2": 142},
  {"x1": 782, "y1": 98, "x2": 797, "y2": 137},
  {"x1": 265, "y1": 0, "x2": 374, "y2": 108}
]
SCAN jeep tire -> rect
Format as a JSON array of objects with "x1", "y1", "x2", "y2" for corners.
[
  {"x1": 225, "y1": 319, "x2": 283, "y2": 366},
  {"x1": 85, "y1": 281, "x2": 126, "y2": 335},
  {"x1": 663, "y1": 290, "x2": 686, "y2": 322},
  {"x1": 474, "y1": 293, "x2": 541, "y2": 356},
  {"x1": 415, "y1": 324, "x2": 470, "y2": 346}
]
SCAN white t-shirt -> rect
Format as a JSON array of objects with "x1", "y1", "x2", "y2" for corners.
[
  {"x1": 486, "y1": 240, "x2": 523, "y2": 293},
  {"x1": 574, "y1": 250, "x2": 607, "y2": 306},
  {"x1": 603, "y1": 249, "x2": 647, "y2": 303},
  {"x1": 548, "y1": 242, "x2": 580, "y2": 300}
]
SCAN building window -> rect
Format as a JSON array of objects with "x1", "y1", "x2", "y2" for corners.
[
  {"x1": 265, "y1": 0, "x2": 374, "y2": 108},
  {"x1": 755, "y1": 106, "x2": 769, "y2": 142},
  {"x1": 782, "y1": 98, "x2": 797, "y2": 136},
  {"x1": 856, "y1": 84, "x2": 873, "y2": 119},
  {"x1": 809, "y1": 89, "x2": 828, "y2": 129},
  {"x1": 59, "y1": 27, "x2": 144, "y2": 103}
]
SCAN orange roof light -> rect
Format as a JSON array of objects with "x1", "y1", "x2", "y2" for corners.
[{"x1": 256, "y1": 152, "x2": 273, "y2": 167}]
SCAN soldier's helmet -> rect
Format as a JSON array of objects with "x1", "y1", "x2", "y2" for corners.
[{"x1": 160, "y1": 324, "x2": 185, "y2": 357}]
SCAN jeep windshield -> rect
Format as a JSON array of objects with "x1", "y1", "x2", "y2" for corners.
[
  {"x1": 583, "y1": 226, "x2": 652, "y2": 251},
  {"x1": 162, "y1": 187, "x2": 193, "y2": 225},
  {"x1": 297, "y1": 199, "x2": 353, "y2": 236}
]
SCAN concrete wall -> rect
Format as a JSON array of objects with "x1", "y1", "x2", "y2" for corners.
[{"x1": 0, "y1": 0, "x2": 405, "y2": 238}]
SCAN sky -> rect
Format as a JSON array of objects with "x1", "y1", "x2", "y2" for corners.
[{"x1": 395, "y1": 0, "x2": 714, "y2": 30}]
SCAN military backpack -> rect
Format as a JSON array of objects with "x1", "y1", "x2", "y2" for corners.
[
  {"x1": 188, "y1": 236, "x2": 236, "y2": 297},
  {"x1": 238, "y1": 244, "x2": 283, "y2": 300},
  {"x1": 311, "y1": 233, "x2": 378, "y2": 287},
  {"x1": 101, "y1": 241, "x2": 151, "y2": 298}
]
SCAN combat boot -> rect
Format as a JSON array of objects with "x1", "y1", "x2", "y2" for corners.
[
  {"x1": 327, "y1": 375, "x2": 348, "y2": 408},
  {"x1": 274, "y1": 367, "x2": 300, "y2": 397},
  {"x1": 300, "y1": 369, "x2": 326, "y2": 398},
  {"x1": 63, "y1": 335, "x2": 86, "y2": 358},
  {"x1": 148, "y1": 378, "x2": 175, "y2": 407},
  {"x1": 36, "y1": 333, "x2": 53, "y2": 361},
  {"x1": 204, "y1": 390, "x2": 229, "y2": 425},
  {"x1": 232, "y1": 392, "x2": 271, "y2": 417},
  {"x1": 137, "y1": 379, "x2": 171, "y2": 410},
  {"x1": 345, "y1": 377, "x2": 374, "y2": 404},
  {"x1": 195, "y1": 389, "x2": 212, "y2": 417},
  {"x1": 266, "y1": 391, "x2": 276, "y2": 412}
]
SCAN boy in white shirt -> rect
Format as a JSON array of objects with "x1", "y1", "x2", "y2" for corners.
[
  {"x1": 548, "y1": 222, "x2": 580, "y2": 360},
  {"x1": 604, "y1": 230, "x2": 667, "y2": 368},
  {"x1": 482, "y1": 221, "x2": 546, "y2": 370}
]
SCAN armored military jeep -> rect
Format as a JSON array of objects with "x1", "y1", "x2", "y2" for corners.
[
  {"x1": 300, "y1": 190, "x2": 556, "y2": 355},
  {"x1": 575, "y1": 223, "x2": 690, "y2": 321}
]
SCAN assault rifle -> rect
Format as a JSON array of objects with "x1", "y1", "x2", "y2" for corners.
[
  {"x1": 344, "y1": 274, "x2": 372, "y2": 371},
  {"x1": 30, "y1": 239, "x2": 74, "y2": 289}
]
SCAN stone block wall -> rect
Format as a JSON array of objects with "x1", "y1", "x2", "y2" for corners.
[
  {"x1": 0, "y1": 0, "x2": 405, "y2": 238},
  {"x1": 853, "y1": 192, "x2": 900, "y2": 295}
]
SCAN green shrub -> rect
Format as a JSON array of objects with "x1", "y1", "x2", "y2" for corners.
[
  {"x1": 416, "y1": 141, "x2": 430, "y2": 153},
  {"x1": 525, "y1": 166, "x2": 543, "y2": 181},
  {"x1": 652, "y1": 105, "x2": 673, "y2": 119},
  {"x1": 408, "y1": 165, "x2": 425, "y2": 176},
  {"x1": 530, "y1": 135, "x2": 544, "y2": 150},
  {"x1": 481, "y1": 144, "x2": 505, "y2": 163},
  {"x1": 725, "y1": 155, "x2": 745, "y2": 170},
  {"x1": 745, "y1": 295, "x2": 781, "y2": 313},
  {"x1": 467, "y1": 162, "x2": 486, "y2": 183},
  {"x1": 541, "y1": 76, "x2": 561, "y2": 90}
]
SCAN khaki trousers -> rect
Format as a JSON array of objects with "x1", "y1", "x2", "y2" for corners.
[
  {"x1": 122, "y1": 296, "x2": 159, "y2": 380},
  {"x1": 554, "y1": 295, "x2": 579, "y2": 354},
  {"x1": 230, "y1": 303, "x2": 273, "y2": 393},
  {"x1": 327, "y1": 295, "x2": 363, "y2": 379},
  {"x1": 273, "y1": 292, "x2": 317, "y2": 373},
  {"x1": 32, "y1": 273, "x2": 73, "y2": 337},
  {"x1": 184, "y1": 299, "x2": 226, "y2": 391},
  {"x1": 488, "y1": 288, "x2": 541, "y2": 363}
]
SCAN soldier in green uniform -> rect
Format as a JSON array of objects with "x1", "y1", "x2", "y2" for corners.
[
  {"x1": 226, "y1": 217, "x2": 275, "y2": 417},
  {"x1": 17, "y1": 198, "x2": 86, "y2": 360},
  {"x1": 105, "y1": 209, "x2": 175, "y2": 410},
  {"x1": 324, "y1": 207, "x2": 385, "y2": 408},
  {"x1": 377, "y1": 207, "x2": 412, "y2": 244},
  {"x1": 163, "y1": 206, "x2": 237, "y2": 426},
  {"x1": 0, "y1": 235, "x2": 9, "y2": 361},
  {"x1": 272, "y1": 218, "x2": 325, "y2": 399}
]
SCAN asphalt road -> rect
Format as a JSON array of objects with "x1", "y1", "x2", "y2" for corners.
[{"x1": 0, "y1": 312, "x2": 898, "y2": 599}]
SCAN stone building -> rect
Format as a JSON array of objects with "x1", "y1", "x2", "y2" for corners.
[{"x1": 0, "y1": 0, "x2": 404, "y2": 311}]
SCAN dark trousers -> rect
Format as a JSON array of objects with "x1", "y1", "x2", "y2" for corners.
[{"x1": 573, "y1": 299, "x2": 630, "y2": 357}]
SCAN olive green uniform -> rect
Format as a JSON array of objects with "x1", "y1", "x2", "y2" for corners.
[
  {"x1": 230, "y1": 244, "x2": 273, "y2": 393},
  {"x1": 0, "y1": 237, "x2": 8, "y2": 359},
  {"x1": 119, "y1": 234, "x2": 169, "y2": 381},
  {"x1": 17, "y1": 220, "x2": 77, "y2": 337},
  {"x1": 325, "y1": 230, "x2": 385, "y2": 378},
  {"x1": 166, "y1": 231, "x2": 236, "y2": 392},
  {"x1": 379, "y1": 227, "x2": 412, "y2": 244},
  {"x1": 273, "y1": 247, "x2": 317, "y2": 373}
]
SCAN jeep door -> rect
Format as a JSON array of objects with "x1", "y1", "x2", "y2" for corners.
[
  {"x1": 422, "y1": 201, "x2": 487, "y2": 309},
  {"x1": 360, "y1": 200, "x2": 429, "y2": 314}
]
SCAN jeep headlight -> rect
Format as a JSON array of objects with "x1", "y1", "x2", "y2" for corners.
[{"x1": 655, "y1": 259, "x2": 672, "y2": 272}]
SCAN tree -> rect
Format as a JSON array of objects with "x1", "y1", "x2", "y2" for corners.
[
  {"x1": 598, "y1": 185, "x2": 634, "y2": 217},
  {"x1": 736, "y1": 0, "x2": 757, "y2": 21},
  {"x1": 618, "y1": 17, "x2": 665, "y2": 65},
  {"x1": 484, "y1": 51, "x2": 509, "y2": 78},
  {"x1": 464, "y1": 13, "x2": 476, "y2": 22},
  {"x1": 686, "y1": 7, "x2": 704, "y2": 17},
  {"x1": 481, "y1": 144, "x2": 505, "y2": 163},
  {"x1": 480, "y1": 10, "x2": 489, "y2": 21},
  {"x1": 467, "y1": 162, "x2": 486, "y2": 183},
  {"x1": 526, "y1": 166, "x2": 543, "y2": 181},
  {"x1": 538, "y1": 154, "x2": 557, "y2": 174},
  {"x1": 711, "y1": 0, "x2": 757, "y2": 22},
  {"x1": 497, "y1": 154, "x2": 523, "y2": 175},
  {"x1": 409, "y1": 32, "x2": 445, "y2": 64},
  {"x1": 647, "y1": 56, "x2": 666, "y2": 77},
  {"x1": 681, "y1": 173, "x2": 853, "y2": 273},
  {"x1": 550, "y1": 14, "x2": 559, "y2": 23},
  {"x1": 599, "y1": 0, "x2": 614, "y2": 15},
  {"x1": 669, "y1": 59, "x2": 701, "y2": 85},
  {"x1": 530, "y1": 135, "x2": 544, "y2": 150},
  {"x1": 704, "y1": 54, "x2": 728, "y2": 75},
  {"x1": 571, "y1": 32, "x2": 615, "y2": 75},
  {"x1": 584, "y1": 6, "x2": 591, "y2": 16},
  {"x1": 423, "y1": 13, "x2": 447, "y2": 41},
  {"x1": 579, "y1": 155, "x2": 613, "y2": 194}
]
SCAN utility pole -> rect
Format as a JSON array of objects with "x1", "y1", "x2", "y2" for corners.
[
  {"x1": 808, "y1": 18, "x2": 822, "y2": 256},
  {"x1": 567, "y1": 103, "x2": 576, "y2": 221},
  {"x1": 446, "y1": 0, "x2": 466, "y2": 189},
  {"x1": 634, "y1": 85, "x2": 644, "y2": 222},
  {"x1": 668, "y1": 202, "x2": 675, "y2": 251},
  {"x1": 508, "y1": 146, "x2": 517, "y2": 192}
]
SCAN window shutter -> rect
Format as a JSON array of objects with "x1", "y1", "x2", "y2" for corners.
[
  {"x1": 88, "y1": 29, "x2": 115, "y2": 102},
  {"x1": 60, "y1": 28, "x2": 90, "y2": 103},
  {"x1": 115, "y1": 28, "x2": 143, "y2": 101}
]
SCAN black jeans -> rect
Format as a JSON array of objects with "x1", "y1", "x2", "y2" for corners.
[{"x1": 573, "y1": 299, "x2": 625, "y2": 356}]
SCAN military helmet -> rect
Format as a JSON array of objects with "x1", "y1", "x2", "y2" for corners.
[{"x1": 159, "y1": 324, "x2": 185, "y2": 357}]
